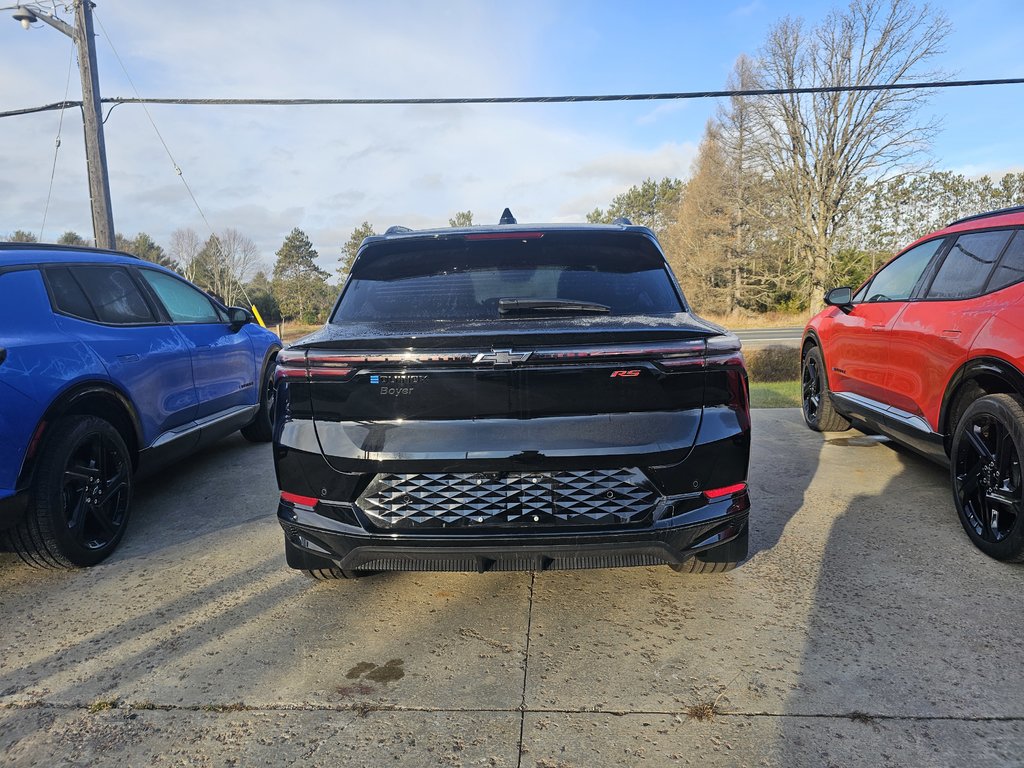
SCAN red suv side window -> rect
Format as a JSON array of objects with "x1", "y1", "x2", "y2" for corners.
[
  {"x1": 925, "y1": 230, "x2": 1013, "y2": 300},
  {"x1": 857, "y1": 238, "x2": 944, "y2": 303},
  {"x1": 987, "y1": 230, "x2": 1024, "y2": 293}
]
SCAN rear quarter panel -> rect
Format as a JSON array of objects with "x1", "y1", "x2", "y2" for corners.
[
  {"x1": 968, "y1": 285, "x2": 1024, "y2": 380},
  {"x1": 0, "y1": 268, "x2": 108, "y2": 490}
]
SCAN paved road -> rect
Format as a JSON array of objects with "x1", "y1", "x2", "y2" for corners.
[
  {"x1": 2, "y1": 410, "x2": 1022, "y2": 767},
  {"x1": 734, "y1": 326, "x2": 804, "y2": 349}
]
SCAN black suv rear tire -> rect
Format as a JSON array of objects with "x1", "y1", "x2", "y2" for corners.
[{"x1": 671, "y1": 527, "x2": 748, "y2": 573}]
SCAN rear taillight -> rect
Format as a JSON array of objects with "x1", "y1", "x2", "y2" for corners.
[
  {"x1": 275, "y1": 349, "x2": 307, "y2": 380},
  {"x1": 655, "y1": 334, "x2": 743, "y2": 370},
  {"x1": 705, "y1": 333, "x2": 744, "y2": 367},
  {"x1": 275, "y1": 349, "x2": 354, "y2": 381}
]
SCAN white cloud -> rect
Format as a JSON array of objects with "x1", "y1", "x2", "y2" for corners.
[{"x1": 0, "y1": 0, "x2": 700, "y2": 272}]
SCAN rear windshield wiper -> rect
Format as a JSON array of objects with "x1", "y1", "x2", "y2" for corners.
[{"x1": 498, "y1": 298, "x2": 610, "y2": 314}]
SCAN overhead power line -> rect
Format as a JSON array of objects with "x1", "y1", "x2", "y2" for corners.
[
  {"x1": 2, "y1": 77, "x2": 1024, "y2": 120},
  {"x1": 38, "y1": 34, "x2": 76, "y2": 242},
  {"x1": 92, "y1": 9, "x2": 216, "y2": 237}
]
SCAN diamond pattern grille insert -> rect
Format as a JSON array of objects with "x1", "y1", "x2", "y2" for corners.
[{"x1": 357, "y1": 468, "x2": 659, "y2": 530}]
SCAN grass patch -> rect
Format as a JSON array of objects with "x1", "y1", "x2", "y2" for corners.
[
  {"x1": 200, "y1": 702, "x2": 248, "y2": 713},
  {"x1": 87, "y1": 699, "x2": 119, "y2": 713},
  {"x1": 701, "y1": 310, "x2": 810, "y2": 329},
  {"x1": 750, "y1": 380, "x2": 801, "y2": 408}
]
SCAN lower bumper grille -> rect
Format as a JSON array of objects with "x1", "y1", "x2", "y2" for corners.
[{"x1": 356, "y1": 468, "x2": 659, "y2": 530}]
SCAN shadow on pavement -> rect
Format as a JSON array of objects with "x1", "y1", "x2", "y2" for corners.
[{"x1": 777, "y1": 439, "x2": 1024, "y2": 765}]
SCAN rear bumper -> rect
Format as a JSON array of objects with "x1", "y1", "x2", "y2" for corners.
[
  {"x1": 278, "y1": 491, "x2": 750, "y2": 572},
  {"x1": 0, "y1": 489, "x2": 28, "y2": 532}
]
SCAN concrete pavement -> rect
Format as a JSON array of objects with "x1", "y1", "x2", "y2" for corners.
[{"x1": 2, "y1": 409, "x2": 1022, "y2": 767}]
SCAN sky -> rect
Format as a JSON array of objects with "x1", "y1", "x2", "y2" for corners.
[{"x1": 1, "y1": 0, "x2": 1023, "y2": 275}]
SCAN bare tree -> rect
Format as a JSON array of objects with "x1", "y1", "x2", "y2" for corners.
[
  {"x1": 748, "y1": 0, "x2": 949, "y2": 307},
  {"x1": 171, "y1": 227, "x2": 262, "y2": 305},
  {"x1": 169, "y1": 228, "x2": 203, "y2": 282},
  {"x1": 217, "y1": 228, "x2": 261, "y2": 306}
]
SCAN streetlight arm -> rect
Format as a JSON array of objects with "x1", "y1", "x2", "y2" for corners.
[{"x1": 30, "y1": 9, "x2": 75, "y2": 38}]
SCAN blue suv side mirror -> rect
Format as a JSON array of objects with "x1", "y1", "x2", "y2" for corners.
[{"x1": 228, "y1": 306, "x2": 253, "y2": 331}]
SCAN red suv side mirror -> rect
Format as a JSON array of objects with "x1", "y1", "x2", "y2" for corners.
[{"x1": 824, "y1": 287, "x2": 854, "y2": 312}]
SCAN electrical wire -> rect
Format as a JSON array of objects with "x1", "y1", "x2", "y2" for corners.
[
  {"x1": 92, "y1": 9, "x2": 215, "y2": 237},
  {"x1": 93, "y1": 10, "x2": 256, "y2": 308},
  {"x1": 38, "y1": 33, "x2": 76, "y2": 242},
  {"x1": 2, "y1": 76, "x2": 1024, "y2": 119}
]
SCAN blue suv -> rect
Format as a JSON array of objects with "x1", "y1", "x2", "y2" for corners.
[{"x1": 0, "y1": 243, "x2": 281, "y2": 567}]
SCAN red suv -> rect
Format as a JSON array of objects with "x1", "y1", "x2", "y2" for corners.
[{"x1": 802, "y1": 205, "x2": 1024, "y2": 562}]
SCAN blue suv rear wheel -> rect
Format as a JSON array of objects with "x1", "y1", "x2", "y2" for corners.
[{"x1": 6, "y1": 415, "x2": 132, "y2": 567}]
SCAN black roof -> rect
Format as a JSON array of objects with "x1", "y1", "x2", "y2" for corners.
[{"x1": 948, "y1": 205, "x2": 1024, "y2": 227}]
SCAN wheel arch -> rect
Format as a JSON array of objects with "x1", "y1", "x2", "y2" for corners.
[
  {"x1": 801, "y1": 329, "x2": 821, "y2": 359},
  {"x1": 260, "y1": 342, "x2": 282, "y2": 376},
  {"x1": 255, "y1": 342, "x2": 282, "y2": 406},
  {"x1": 940, "y1": 357, "x2": 1024, "y2": 453},
  {"x1": 18, "y1": 382, "x2": 144, "y2": 490}
]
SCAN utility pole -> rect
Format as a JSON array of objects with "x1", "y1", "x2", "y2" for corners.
[{"x1": 13, "y1": 2, "x2": 114, "y2": 249}]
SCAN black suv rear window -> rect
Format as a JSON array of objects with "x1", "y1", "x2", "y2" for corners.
[{"x1": 333, "y1": 232, "x2": 684, "y2": 322}]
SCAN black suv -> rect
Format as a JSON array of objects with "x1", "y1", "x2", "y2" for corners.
[{"x1": 272, "y1": 215, "x2": 750, "y2": 578}]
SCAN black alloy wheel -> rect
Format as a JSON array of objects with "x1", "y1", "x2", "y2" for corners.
[
  {"x1": 802, "y1": 352, "x2": 822, "y2": 422},
  {"x1": 801, "y1": 346, "x2": 850, "y2": 432},
  {"x1": 951, "y1": 394, "x2": 1024, "y2": 561},
  {"x1": 7, "y1": 416, "x2": 133, "y2": 567}
]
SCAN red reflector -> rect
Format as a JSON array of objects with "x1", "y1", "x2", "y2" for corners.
[
  {"x1": 27, "y1": 420, "x2": 47, "y2": 459},
  {"x1": 704, "y1": 483, "x2": 747, "y2": 500},
  {"x1": 281, "y1": 492, "x2": 319, "y2": 507},
  {"x1": 464, "y1": 232, "x2": 544, "y2": 240}
]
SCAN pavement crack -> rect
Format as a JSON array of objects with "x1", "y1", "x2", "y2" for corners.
[
  {"x1": 517, "y1": 570, "x2": 536, "y2": 768},
  {"x1": 4, "y1": 699, "x2": 1024, "y2": 724}
]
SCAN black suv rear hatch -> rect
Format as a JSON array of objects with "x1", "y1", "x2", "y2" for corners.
[{"x1": 279, "y1": 229, "x2": 735, "y2": 472}]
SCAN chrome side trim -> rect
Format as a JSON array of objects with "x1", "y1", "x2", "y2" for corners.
[
  {"x1": 150, "y1": 404, "x2": 259, "y2": 448},
  {"x1": 831, "y1": 392, "x2": 935, "y2": 435}
]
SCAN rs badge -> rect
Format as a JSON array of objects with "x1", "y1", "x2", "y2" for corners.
[{"x1": 610, "y1": 370, "x2": 641, "y2": 377}]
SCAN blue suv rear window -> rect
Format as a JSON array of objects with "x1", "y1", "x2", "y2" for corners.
[
  {"x1": 47, "y1": 267, "x2": 97, "y2": 321},
  {"x1": 47, "y1": 266, "x2": 155, "y2": 325}
]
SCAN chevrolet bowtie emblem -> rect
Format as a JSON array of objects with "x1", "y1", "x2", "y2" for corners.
[{"x1": 473, "y1": 349, "x2": 532, "y2": 366}]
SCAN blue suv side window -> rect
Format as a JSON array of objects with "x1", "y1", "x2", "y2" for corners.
[
  {"x1": 48, "y1": 265, "x2": 155, "y2": 325},
  {"x1": 140, "y1": 270, "x2": 223, "y2": 323}
]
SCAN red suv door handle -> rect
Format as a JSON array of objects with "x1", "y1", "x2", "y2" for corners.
[
  {"x1": 871, "y1": 325, "x2": 886, "y2": 332},
  {"x1": 941, "y1": 329, "x2": 961, "y2": 337}
]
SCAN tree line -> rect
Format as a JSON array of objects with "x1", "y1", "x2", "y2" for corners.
[
  {"x1": 9, "y1": 1, "x2": 1012, "y2": 321},
  {"x1": 5, "y1": 210, "x2": 477, "y2": 326},
  {"x1": 588, "y1": 0, "x2": 1022, "y2": 316},
  {"x1": 592, "y1": 168, "x2": 1024, "y2": 316}
]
